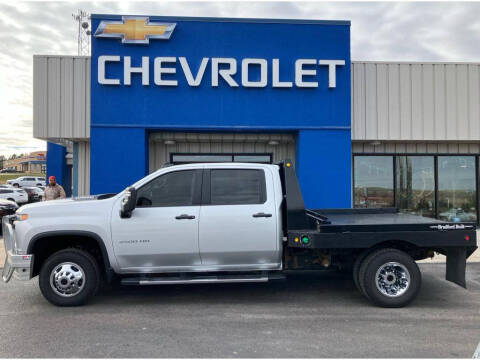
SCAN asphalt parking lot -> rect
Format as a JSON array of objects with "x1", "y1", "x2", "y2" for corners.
[{"x1": 0, "y1": 263, "x2": 480, "y2": 358}]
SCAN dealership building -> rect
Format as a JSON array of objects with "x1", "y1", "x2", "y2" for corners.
[{"x1": 33, "y1": 14, "x2": 480, "y2": 222}]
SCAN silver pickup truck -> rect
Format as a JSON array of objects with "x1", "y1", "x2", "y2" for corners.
[{"x1": 2, "y1": 161, "x2": 477, "y2": 307}]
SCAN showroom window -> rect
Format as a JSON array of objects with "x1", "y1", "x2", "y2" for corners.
[
  {"x1": 437, "y1": 156, "x2": 477, "y2": 222},
  {"x1": 395, "y1": 156, "x2": 435, "y2": 218},
  {"x1": 354, "y1": 156, "x2": 394, "y2": 208},
  {"x1": 353, "y1": 154, "x2": 478, "y2": 223}
]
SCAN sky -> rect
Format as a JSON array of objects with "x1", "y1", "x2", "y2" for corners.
[{"x1": 1, "y1": 0, "x2": 480, "y2": 158}]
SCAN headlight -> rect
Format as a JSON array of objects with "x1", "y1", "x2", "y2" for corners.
[{"x1": 14, "y1": 214, "x2": 28, "y2": 221}]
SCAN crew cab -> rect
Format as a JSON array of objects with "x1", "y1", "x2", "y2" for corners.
[{"x1": 2, "y1": 161, "x2": 477, "y2": 307}]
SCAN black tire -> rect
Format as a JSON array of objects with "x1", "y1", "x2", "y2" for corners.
[
  {"x1": 36, "y1": 183, "x2": 42, "y2": 187},
  {"x1": 39, "y1": 248, "x2": 100, "y2": 306},
  {"x1": 352, "y1": 250, "x2": 371, "y2": 295},
  {"x1": 13, "y1": 183, "x2": 19, "y2": 187},
  {"x1": 358, "y1": 248, "x2": 421, "y2": 308}
]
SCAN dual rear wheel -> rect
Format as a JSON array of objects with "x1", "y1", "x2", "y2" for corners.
[{"x1": 353, "y1": 248, "x2": 421, "y2": 307}]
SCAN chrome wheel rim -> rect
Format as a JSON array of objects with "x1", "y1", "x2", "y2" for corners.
[
  {"x1": 50, "y1": 262, "x2": 86, "y2": 297},
  {"x1": 375, "y1": 262, "x2": 410, "y2": 297}
]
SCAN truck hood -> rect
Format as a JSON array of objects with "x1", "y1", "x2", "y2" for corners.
[{"x1": 17, "y1": 193, "x2": 119, "y2": 213}]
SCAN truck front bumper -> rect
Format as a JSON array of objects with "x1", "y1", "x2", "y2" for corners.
[{"x1": 2, "y1": 216, "x2": 33, "y2": 282}]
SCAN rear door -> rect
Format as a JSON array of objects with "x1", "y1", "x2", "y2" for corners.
[{"x1": 198, "y1": 166, "x2": 280, "y2": 269}]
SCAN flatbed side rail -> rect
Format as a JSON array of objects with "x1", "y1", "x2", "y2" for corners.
[{"x1": 305, "y1": 209, "x2": 331, "y2": 224}]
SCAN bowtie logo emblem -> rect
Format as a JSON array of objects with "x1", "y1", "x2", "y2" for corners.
[{"x1": 94, "y1": 16, "x2": 176, "y2": 44}]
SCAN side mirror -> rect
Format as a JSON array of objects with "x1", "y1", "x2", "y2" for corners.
[{"x1": 120, "y1": 186, "x2": 137, "y2": 218}]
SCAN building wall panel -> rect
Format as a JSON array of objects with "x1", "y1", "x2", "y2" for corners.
[
  {"x1": 352, "y1": 62, "x2": 480, "y2": 141},
  {"x1": 77, "y1": 141, "x2": 90, "y2": 195},
  {"x1": 422, "y1": 64, "x2": 435, "y2": 139},
  {"x1": 33, "y1": 55, "x2": 90, "y2": 140}
]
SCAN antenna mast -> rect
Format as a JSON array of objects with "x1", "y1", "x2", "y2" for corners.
[{"x1": 72, "y1": 10, "x2": 91, "y2": 55}]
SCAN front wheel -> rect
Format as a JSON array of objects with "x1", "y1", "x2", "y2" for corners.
[
  {"x1": 358, "y1": 248, "x2": 421, "y2": 308},
  {"x1": 39, "y1": 249, "x2": 100, "y2": 306}
]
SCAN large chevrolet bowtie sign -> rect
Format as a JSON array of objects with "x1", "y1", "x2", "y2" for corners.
[
  {"x1": 95, "y1": 16, "x2": 345, "y2": 89},
  {"x1": 94, "y1": 16, "x2": 176, "y2": 43}
]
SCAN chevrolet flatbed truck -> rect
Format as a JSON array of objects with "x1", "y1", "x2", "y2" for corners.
[{"x1": 2, "y1": 160, "x2": 477, "y2": 307}]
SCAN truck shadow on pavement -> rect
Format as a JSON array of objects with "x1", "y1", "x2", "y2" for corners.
[{"x1": 92, "y1": 264, "x2": 480, "y2": 309}]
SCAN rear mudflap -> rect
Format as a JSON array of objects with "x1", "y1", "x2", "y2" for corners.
[{"x1": 445, "y1": 247, "x2": 476, "y2": 288}]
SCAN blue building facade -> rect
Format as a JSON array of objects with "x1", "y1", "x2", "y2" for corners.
[{"x1": 86, "y1": 15, "x2": 351, "y2": 208}]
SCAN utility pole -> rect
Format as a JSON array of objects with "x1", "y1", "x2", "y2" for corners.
[{"x1": 72, "y1": 10, "x2": 91, "y2": 56}]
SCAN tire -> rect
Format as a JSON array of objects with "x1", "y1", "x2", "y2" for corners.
[
  {"x1": 7, "y1": 198, "x2": 15, "y2": 202},
  {"x1": 13, "y1": 183, "x2": 19, "y2": 188},
  {"x1": 39, "y1": 248, "x2": 100, "y2": 306},
  {"x1": 36, "y1": 183, "x2": 42, "y2": 186},
  {"x1": 358, "y1": 248, "x2": 421, "y2": 308},
  {"x1": 352, "y1": 250, "x2": 371, "y2": 295}
]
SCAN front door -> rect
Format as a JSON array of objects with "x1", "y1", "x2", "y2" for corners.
[
  {"x1": 111, "y1": 169, "x2": 203, "y2": 272},
  {"x1": 198, "y1": 167, "x2": 279, "y2": 269}
]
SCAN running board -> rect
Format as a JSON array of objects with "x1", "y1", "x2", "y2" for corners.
[{"x1": 121, "y1": 273, "x2": 284, "y2": 286}]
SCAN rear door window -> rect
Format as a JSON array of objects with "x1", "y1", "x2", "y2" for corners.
[{"x1": 209, "y1": 169, "x2": 266, "y2": 205}]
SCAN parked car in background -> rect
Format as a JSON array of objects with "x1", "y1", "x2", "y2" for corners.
[
  {"x1": 0, "y1": 168, "x2": 19, "y2": 173},
  {"x1": 0, "y1": 188, "x2": 28, "y2": 204},
  {"x1": 6, "y1": 176, "x2": 46, "y2": 187},
  {"x1": 0, "y1": 199, "x2": 18, "y2": 235},
  {"x1": 22, "y1": 187, "x2": 41, "y2": 203},
  {"x1": 33, "y1": 187, "x2": 44, "y2": 200},
  {"x1": 0, "y1": 185, "x2": 15, "y2": 189}
]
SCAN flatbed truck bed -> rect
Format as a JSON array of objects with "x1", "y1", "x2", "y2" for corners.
[{"x1": 279, "y1": 160, "x2": 477, "y2": 303}]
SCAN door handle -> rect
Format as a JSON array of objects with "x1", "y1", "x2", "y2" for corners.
[
  {"x1": 252, "y1": 212, "x2": 272, "y2": 218},
  {"x1": 175, "y1": 214, "x2": 196, "y2": 220}
]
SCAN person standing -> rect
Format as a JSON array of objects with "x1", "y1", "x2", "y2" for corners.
[{"x1": 43, "y1": 176, "x2": 66, "y2": 201}]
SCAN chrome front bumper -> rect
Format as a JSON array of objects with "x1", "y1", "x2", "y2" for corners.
[{"x1": 2, "y1": 216, "x2": 33, "y2": 282}]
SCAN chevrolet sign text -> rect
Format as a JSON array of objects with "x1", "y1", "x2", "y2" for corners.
[{"x1": 98, "y1": 56, "x2": 345, "y2": 88}]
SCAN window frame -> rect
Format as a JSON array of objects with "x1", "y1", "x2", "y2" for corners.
[
  {"x1": 170, "y1": 153, "x2": 273, "y2": 165},
  {"x1": 135, "y1": 169, "x2": 203, "y2": 208},
  {"x1": 352, "y1": 153, "x2": 479, "y2": 223},
  {"x1": 201, "y1": 168, "x2": 267, "y2": 206}
]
